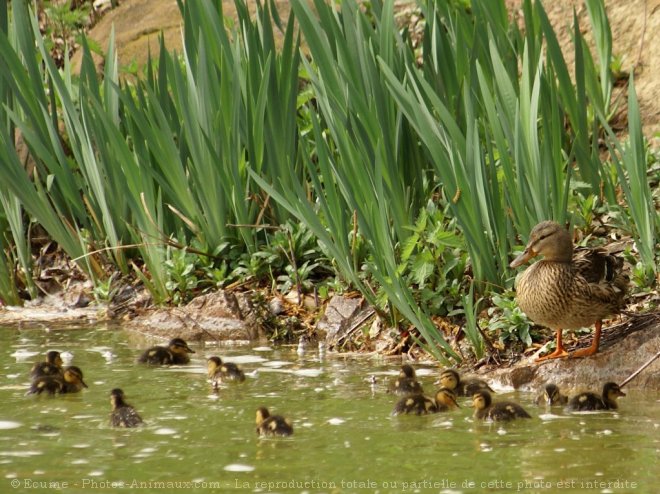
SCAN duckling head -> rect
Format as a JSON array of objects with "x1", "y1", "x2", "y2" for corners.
[
  {"x1": 169, "y1": 338, "x2": 195, "y2": 356},
  {"x1": 45, "y1": 351, "x2": 63, "y2": 367},
  {"x1": 110, "y1": 388, "x2": 126, "y2": 408},
  {"x1": 255, "y1": 407, "x2": 270, "y2": 427},
  {"x1": 207, "y1": 356, "x2": 222, "y2": 377},
  {"x1": 510, "y1": 221, "x2": 573, "y2": 267},
  {"x1": 603, "y1": 382, "x2": 626, "y2": 401},
  {"x1": 543, "y1": 383, "x2": 562, "y2": 405},
  {"x1": 399, "y1": 364, "x2": 416, "y2": 379},
  {"x1": 435, "y1": 388, "x2": 459, "y2": 408},
  {"x1": 64, "y1": 366, "x2": 88, "y2": 388},
  {"x1": 472, "y1": 390, "x2": 492, "y2": 411},
  {"x1": 439, "y1": 369, "x2": 460, "y2": 390}
]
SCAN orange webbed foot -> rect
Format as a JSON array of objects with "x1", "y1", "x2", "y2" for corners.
[
  {"x1": 535, "y1": 347, "x2": 568, "y2": 363},
  {"x1": 569, "y1": 345, "x2": 599, "y2": 358},
  {"x1": 534, "y1": 328, "x2": 568, "y2": 364},
  {"x1": 569, "y1": 321, "x2": 602, "y2": 359}
]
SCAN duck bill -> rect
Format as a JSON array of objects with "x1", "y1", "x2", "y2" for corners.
[
  {"x1": 545, "y1": 396, "x2": 553, "y2": 406},
  {"x1": 510, "y1": 248, "x2": 535, "y2": 268},
  {"x1": 185, "y1": 346, "x2": 195, "y2": 354},
  {"x1": 81, "y1": 379, "x2": 89, "y2": 389}
]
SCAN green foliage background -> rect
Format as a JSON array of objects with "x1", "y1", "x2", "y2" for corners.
[{"x1": 0, "y1": 0, "x2": 657, "y2": 363}]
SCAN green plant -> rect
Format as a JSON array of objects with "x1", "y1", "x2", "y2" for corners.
[
  {"x1": 399, "y1": 203, "x2": 466, "y2": 316},
  {"x1": 92, "y1": 272, "x2": 120, "y2": 303},
  {"x1": 164, "y1": 246, "x2": 199, "y2": 305},
  {"x1": 42, "y1": 0, "x2": 91, "y2": 64},
  {"x1": 486, "y1": 293, "x2": 534, "y2": 349},
  {"x1": 458, "y1": 282, "x2": 485, "y2": 360}
]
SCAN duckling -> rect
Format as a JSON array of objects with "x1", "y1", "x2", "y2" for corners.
[
  {"x1": 472, "y1": 390, "x2": 531, "y2": 421},
  {"x1": 28, "y1": 366, "x2": 88, "y2": 395},
  {"x1": 30, "y1": 350, "x2": 64, "y2": 379},
  {"x1": 567, "y1": 382, "x2": 626, "y2": 411},
  {"x1": 207, "y1": 356, "x2": 245, "y2": 390},
  {"x1": 137, "y1": 338, "x2": 195, "y2": 365},
  {"x1": 255, "y1": 407, "x2": 293, "y2": 437},
  {"x1": 535, "y1": 383, "x2": 568, "y2": 406},
  {"x1": 439, "y1": 369, "x2": 493, "y2": 397},
  {"x1": 28, "y1": 374, "x2": 65, "y2": 395},
  {"x1": 390, "y1": 364, "x2": 424, "y2": 395},
  {"x1": 109, "y1": 388, "x2": 143, "y2": 428},
  {"x1": 392, "y1": 387, "x2": 459, "y2": 416}
]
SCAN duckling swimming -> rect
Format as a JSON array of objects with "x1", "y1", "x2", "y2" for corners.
[
  {"x1": 29, "y1": 366, "x2": 88, "y2": 395},
  {"x1": 390, "y1": 364, "x2": 423, "y2": 395},
  {"x1": 472, "y1": 390, "x2": 531, "y2": 421},
  {"x1": 137, "y1": 338, "x2": 195, "y2": 365},
  {"x1": 392, "y1": 388, "x2": 459, "y2": 416},
  {"x1": 109, "y1": 388, "x2": 143, "y2": 428},
  {"x1": 207, "y1": 356, "x2": 245, "y2": 390},
  {"x1": 567, "y1": 382, "x2": 625, "y2": 411},
  {"x1": 439, "y1": 369, "x2": 493, "y2": 397},
  {"x1": 256, "y1": 407, "x2": 293, "y2": 437},
  {"x1": 30, "y1": 350, "x2": 64, "y2": 379},
  {"x1": 535, "y1": 383, "x2": 568, "y2": 406}
]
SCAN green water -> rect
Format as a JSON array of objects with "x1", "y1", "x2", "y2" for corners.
[{"x1": 0, "y1": 326, "x2": 657, "y2": 494}]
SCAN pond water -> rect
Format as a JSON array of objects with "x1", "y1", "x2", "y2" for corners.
[{"x1": 0, "y1": 326, "x2": 657, "y2": 493}]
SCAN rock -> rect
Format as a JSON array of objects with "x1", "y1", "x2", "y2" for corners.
[
  {"x1": 268, "y1": 297, "x2": 284, "y2": 316},
  {"x1": 126, "y1": 290, "x2": 260, "y2": 342},
  {"x1": 316, "y1": 295, "x2": 372, "y2": 349},
  {"x1": 0, "y1": 295, "x2": 103, "y2": 328},
  {"x1": 283, "y1": 290, "x2": 318, "y2": 310},
  {"x1": 488, "y1": 313, "x2": 660, "y2": 392}
]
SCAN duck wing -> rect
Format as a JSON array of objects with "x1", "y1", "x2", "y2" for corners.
[{"x1": 573, "y1": 247, "x2": 628, "y2": 308}]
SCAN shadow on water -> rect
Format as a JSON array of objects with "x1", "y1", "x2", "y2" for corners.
[{"x1": 0, "y1": 326, "x2": 657, "y2": 493}]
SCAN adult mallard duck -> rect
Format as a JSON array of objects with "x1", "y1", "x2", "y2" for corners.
[
  {"x1": 255, "y1": 407, "x2": 293, "y2": 437},
  {"x1": 30, "y1": 350, "x2": 64, "y2": 379},
  {"x1": 438, "y1": 369, "x2": 493, "y2": 397},
  {"x1": 535, "y1": 383, "x2": 568, "y2": 406},
  {"x1": 567, "y1": 382, "x2": 626, "y2": 411},
  {"x1": 472, "y1": 390, "x2": 531, "y2": 421},
  {"x1": 137, "y1": 338, "x2": 195, "y2": 365},
  {"x1": 390, "y1": 364, "x2": 423, "y2": 396},
  {"x1": 510, "y1": 221, "x2": 628, "y2": 362},
  {"x1": 392, "y1": 387, "x2": 459, "y2": 416},
  {"x1": 207, "y1": 356, "x2": 245, "y2": 390},
  {"x1": 28, "y1": 366, "x2": 88, "y2": 395},
  {"x1": 109, "y1": 388, "x2": 143, "y2": 427}
]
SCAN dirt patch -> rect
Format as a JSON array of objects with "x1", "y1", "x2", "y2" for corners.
[
  {"x1": 507, "y1": 0, "x2": 660, "y2": 143},
  {"x1": 75, "y1": 0, "x2": 660, "y2": 142}
]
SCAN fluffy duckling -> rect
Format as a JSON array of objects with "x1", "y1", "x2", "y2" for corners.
[
  {"x1": 30, "y1": 350, "x2": 64, "y2": 379},
  {"x1": 392, "y1": 387, "x2": 459, "y2": 416},
  {"x1": 29, "y1": 366, "x2": 88, "y2": 395},
  {"x1": 109, "y1": 388, "x2": 143, "y2": 428},
  {"x1": 137, "y1": 338, "x2": 195, "y2": 365},
  {"x1": 567, "y1": 382, "x2": 626, "y2": 411},
  {"x1": 390, "y1": 364, "x2": 423, "y2": 395},
  {"x1": 535, "y1": 383, "x2": 568, "y2": 406},
  {"x1": 255, "y1": 407, "x2": 293, "y2": 437},
  {"x1": 472, "y1": 390, "x2": 531, "y2": 421},
  {"x1": 439, "y1": 369, "x2": 493, "y2": 397},
  {"x1": 207, "y1": 356, "x2": 245, "y2": 390}
]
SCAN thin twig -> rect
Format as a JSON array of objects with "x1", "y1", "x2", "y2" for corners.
[
  {"x1": 633, "y1": 0, "x2": 648, "y2": 71},
  {"x1": 619, "y1": 350, "x2": 660, "y2": 388}
]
